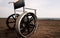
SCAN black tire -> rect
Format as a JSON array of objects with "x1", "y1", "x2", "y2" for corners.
[{"x1": 6, "y1": 14, "x2": 19, "y2": 30}]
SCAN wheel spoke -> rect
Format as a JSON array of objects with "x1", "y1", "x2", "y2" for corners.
[
  {"x1": 27, "y1": 27, "x2": 30, "y2": 34},
  {"x1": 30, "y1": 17, "x2": 34, "y2": 22},
  {"x1": 26, "y1": 16, "x2": 29, "y2": 21},
  {"x1": 8, "y1": 21, "x2": 15, "y2": 23},
  {"x1": 30, "y1": 24, "x2": 35, "y2": 28},
  {"x1": 24, "y1": 16, "x2": 27, "y2": 22},
  {"x1": 12, "y1": 15, "x2": 16, "y2": 20},
  {"x1": 21, "y1": 27, "x2": 27, "y2": 33},
  {"x1": 21, "y1": 27, "x2": 30, "y2": 35},
  {"x1": 25, "y1": 14, "x2": 30, "y2": 22},
  {"x1": 21, "y1": 20, "x2": 27, "y2": 25}
]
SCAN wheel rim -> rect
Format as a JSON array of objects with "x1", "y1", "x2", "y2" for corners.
[
  {"x1": 20, "y1": 13, "x2": 37, "y2": 36},
  {"x1": 6, "y1": 14, "x2": 19, "y2": 30}
]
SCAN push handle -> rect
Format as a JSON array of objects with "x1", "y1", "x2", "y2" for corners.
[{"x1": 8, "y1": 2, "x2": 15, "y2": 4}]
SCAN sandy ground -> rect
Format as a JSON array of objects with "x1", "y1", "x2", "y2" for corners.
[{"x1": 0, "y1": 18, "x2": 60, "y2": 38}]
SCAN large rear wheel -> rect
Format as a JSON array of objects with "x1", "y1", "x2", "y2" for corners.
[{"x1": 16, "y1": 12, "x2": 37, "y2": 38}]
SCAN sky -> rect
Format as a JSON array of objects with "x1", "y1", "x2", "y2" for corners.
[{"x1": 0, "y1": 0, "x2": 60, "y2": 18}]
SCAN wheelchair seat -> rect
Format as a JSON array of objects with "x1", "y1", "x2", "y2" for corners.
[{"x1": 14, "y1": 0, "x2": 25, "y2": 9}]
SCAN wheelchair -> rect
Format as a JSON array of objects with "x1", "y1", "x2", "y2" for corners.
[{"x1": 6, "y1": 0, "x2": 38, "y2": 38}]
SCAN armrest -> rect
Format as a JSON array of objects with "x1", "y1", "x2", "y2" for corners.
[
  {"x1": 25, "y1": 8, "x2": 36, "y2": 11},
  {"x1": 25, "y1": 8, "x2": 37, "y2": 15}
]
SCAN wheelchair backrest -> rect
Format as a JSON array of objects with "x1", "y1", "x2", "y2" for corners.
[{"x1": 14, "y1": 0, "x2": 25, "y2": 9}]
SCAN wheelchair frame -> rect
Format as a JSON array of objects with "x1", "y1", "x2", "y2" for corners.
[{"x1": 6, "y1": 2, "x2": 37, "y2": 38}]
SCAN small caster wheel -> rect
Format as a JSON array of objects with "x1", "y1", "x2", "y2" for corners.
[{"x1": 6, "y1": 14, "x2": 19, "y2": 30}]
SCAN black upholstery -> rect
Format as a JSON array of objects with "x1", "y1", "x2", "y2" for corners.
[{"x1": 14, "y1": 0, "x2": 25, "y2": 9}]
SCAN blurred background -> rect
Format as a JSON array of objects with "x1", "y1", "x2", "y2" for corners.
[{"x1": 0, "y1": 0, "x2": 60, "y2": 19}]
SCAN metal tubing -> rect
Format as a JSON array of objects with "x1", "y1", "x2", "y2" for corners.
[
  {"x1": 25, "y1": 8, "x2": 36, "y2": 10},
  {"x1": 25, "y1": 8, "x2": 36, "y2": 15},
  {"x1": 8, "y1": 2, "x2": 16, "y2": 18},
  {"x1": 23, "y1": 7, "x2": 25, "y2": 13}
]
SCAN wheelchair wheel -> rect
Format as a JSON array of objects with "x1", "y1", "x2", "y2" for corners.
[
  {"x1": 16, "y1": 12, "x2": 37, "y2": 38},
  {"x1": 6, "y1": 14, "x2": 19, "y2": 30}
]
